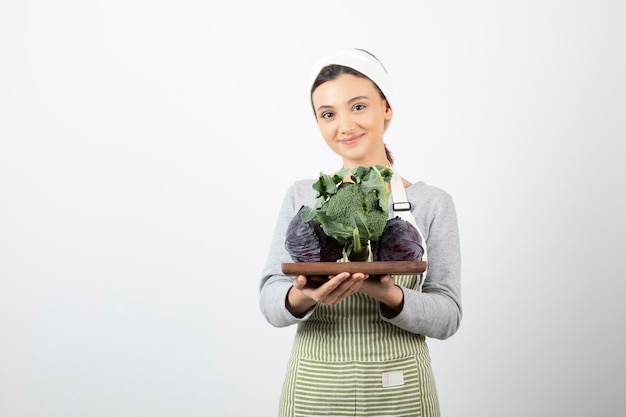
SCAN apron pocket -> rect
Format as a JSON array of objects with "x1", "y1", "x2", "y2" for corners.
[{"x1": 293, "y1": 356, "x2": 425, "y2": 417}]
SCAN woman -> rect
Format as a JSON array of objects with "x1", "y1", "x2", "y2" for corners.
[{"x1": 259, "y1": 48, "x2": 462, "y2": 417}]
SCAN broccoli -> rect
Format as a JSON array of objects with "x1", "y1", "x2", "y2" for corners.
[{"x1": 300, "y1": 165, "x2": 393, "y2": 261}]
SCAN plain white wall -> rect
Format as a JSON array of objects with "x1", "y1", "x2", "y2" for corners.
[{"x1": 1, "y1": 1, "x2": 625, "y2": 416}]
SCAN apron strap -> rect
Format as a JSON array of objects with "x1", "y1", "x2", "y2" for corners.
[{"x1": 389, "y1": 170, "x2": 428, "y2": 291}]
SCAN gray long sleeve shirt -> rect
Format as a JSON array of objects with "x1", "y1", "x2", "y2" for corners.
[{"x1": 259, "y1": 179, "x2": 462, "y2": 340}]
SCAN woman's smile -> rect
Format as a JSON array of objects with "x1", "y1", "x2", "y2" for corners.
[{"x1": 339, "y1": 133, "x2": 363, "y2": 145}]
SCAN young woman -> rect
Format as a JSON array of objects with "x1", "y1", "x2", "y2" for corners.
[{"x1": 259, "y1": 48, "x2": 462, "y2": 417}]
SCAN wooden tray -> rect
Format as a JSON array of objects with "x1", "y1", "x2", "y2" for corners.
[{"x1": 281, "y1": 261, "x2": 426, "y2": 276}]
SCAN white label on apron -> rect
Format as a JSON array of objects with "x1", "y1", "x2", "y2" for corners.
[{"x1": 381, "y1": 370, "x2": 404, "y2": 388}]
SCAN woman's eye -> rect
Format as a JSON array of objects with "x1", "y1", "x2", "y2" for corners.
[
  {"x1": 321, "y1": 111, "x2": 334, "y2": 119},
  {"x1": 353, "y1": 104, "x2": 366, "y2": 111}
]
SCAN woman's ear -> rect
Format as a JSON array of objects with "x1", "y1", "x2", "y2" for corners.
[{"x1": 385, "y1": 102, "x2": 393, "y2": 121}]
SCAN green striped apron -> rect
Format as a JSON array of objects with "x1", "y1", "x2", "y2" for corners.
[{"x1": 278, "y1": 273, "x2": 440, "y2": 417}]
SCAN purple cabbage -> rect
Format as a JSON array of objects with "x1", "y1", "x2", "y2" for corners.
[
  {"x1": 285, "y1": 206, "x2": 344, "y2": 262},
  {"x1": 371, "y1": 216, "x2": 424, "y2": 262}
]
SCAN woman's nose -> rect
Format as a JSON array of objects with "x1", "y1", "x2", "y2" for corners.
[{"x1": 338, "y1": 114, "x2": 356, "y2": 133}]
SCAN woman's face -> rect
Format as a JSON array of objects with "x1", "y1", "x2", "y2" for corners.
[{"x1": 311, "y1": 73, "x2": 392, "y2": 168}]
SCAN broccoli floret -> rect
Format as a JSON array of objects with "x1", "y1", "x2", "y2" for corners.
[
  {"x1": 364, "y1": 190, "x2": 388, "y2": 239},
  {"x1": 300, "y1": 165, "x2": 393, "y2": 262},
  {"x1": 318, "y1": 183, "x2": 363, "y2": 226}
]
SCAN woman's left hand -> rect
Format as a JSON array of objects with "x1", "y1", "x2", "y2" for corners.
[{"x1": 359, "y1": 275, "x2": 404, "y2": 315}]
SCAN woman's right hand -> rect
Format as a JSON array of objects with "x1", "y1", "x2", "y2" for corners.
[{"x1": 286, "y1": 272, "x2": 367, "y2": 317}]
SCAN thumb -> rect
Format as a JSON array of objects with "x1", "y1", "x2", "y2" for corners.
[
  {"x1": 292, "y1": 275, "x2": 307, "y2": 290},
  {"x1": 379, "y1": 274, "x2": 393, "y2": 285}
]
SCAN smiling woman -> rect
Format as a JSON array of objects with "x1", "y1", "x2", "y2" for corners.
[
  {"x1": 259, "y1": 48, "x2": 462, "y2": 417},
  {"x1": 310, "y1": 50, "x2": 396, "y2": 167},
  {"x1": 312, "y1": 72, "x2": 392, "y2": 167}
]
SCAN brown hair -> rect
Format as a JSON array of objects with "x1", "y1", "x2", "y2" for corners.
[{"x1": 311, "y1": 64, "x2": 394, "y2": 165}]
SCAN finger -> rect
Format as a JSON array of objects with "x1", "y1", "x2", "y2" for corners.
[
  {"x1": 328, "y1": 272, "x2": 351, "y2": 281},
  {"x1": 292, "y1": 275, "x2": 307, "y2": 290},
  {"x1": 378, "y1": 274, "x2": 394, "y2": 285},
  {"x1": 308, "y1": 273, "x2": 356, "y2": 304},
  {"x1": 322, "y1": 276, "x2": 365, "y2": 305},
  {"x1": 350, "y1": 272, "x2": 368, "y2": 280}
]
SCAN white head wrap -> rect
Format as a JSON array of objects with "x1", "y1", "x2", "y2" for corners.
[{"x1": 309, "y1": 48, "x2": 395, "y2": 110}]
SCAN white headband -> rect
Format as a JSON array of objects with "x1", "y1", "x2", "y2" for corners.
[{"x1": 309, "y1": 48, "x2": 395, "y2": 110}]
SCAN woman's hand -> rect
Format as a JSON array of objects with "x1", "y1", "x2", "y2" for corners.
[
  {"x1": 359, "y1": 274, "x2": 405, "y2": 316},
  {"x1": 286, "y1": 272, "x2": 368, "y2": 317}
]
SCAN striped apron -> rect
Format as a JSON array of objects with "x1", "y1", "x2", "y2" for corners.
[{"x1": 278, "y1": 273, "x2": 440, "y2": 417}]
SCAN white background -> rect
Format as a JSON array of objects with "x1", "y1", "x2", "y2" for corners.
[{"x1": 1, "y1": 1, "x2": 625, "y2": 416}]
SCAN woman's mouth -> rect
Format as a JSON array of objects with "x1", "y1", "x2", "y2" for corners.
[{"x1": 340, "y1": 134, "x2": 362, "y2": 145}]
